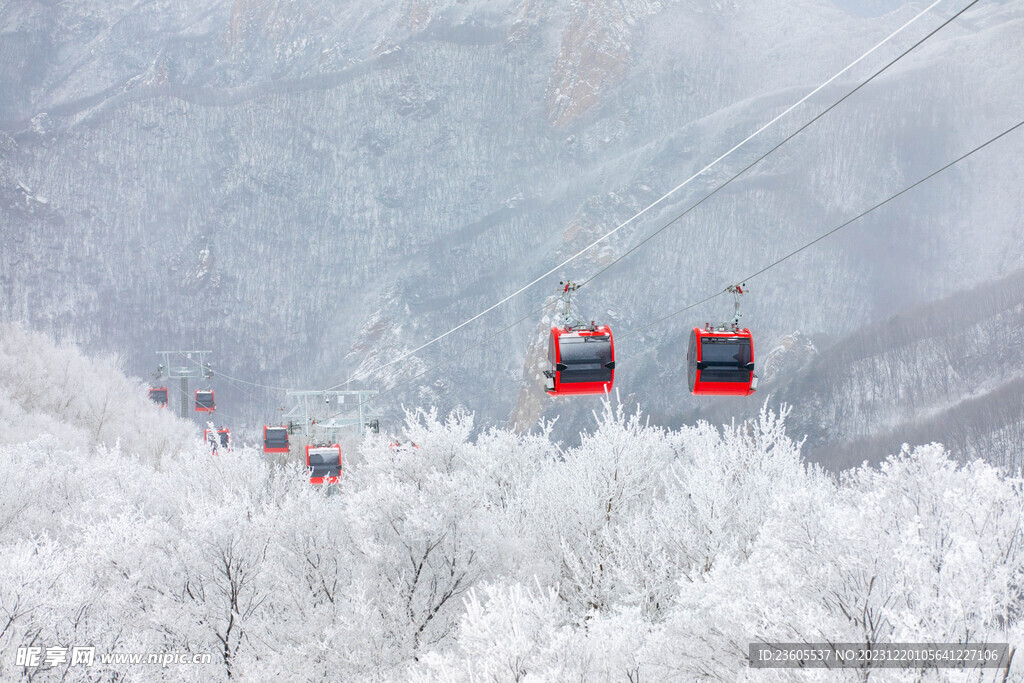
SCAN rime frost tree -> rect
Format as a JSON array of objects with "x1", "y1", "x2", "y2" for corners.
[{"x1": 0, "y1": 331, "x2": 1021, "y2": 681}]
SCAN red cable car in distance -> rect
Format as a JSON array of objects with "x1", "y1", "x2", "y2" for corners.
[
  {"x1": 149, "y1": 387, "x2": 168, "y2": 407},
  {"x1": 204, "y1": 427, "x2": 230, "y2": 452},
  {"x1": 544, "y1": 282, "x2": 615, "y2": 396},
  {"x1": 306, "y1": 444, "x2": 342, "y2": 485},
  {"x1": 687, "y1": 284, "x2": 758, "y2": 397},
  {"x1": 195, "y1": 390, "x2": 216, "y2": 412},
  {"x1": 263, "y1": 426, "x2": 290, "y2": 454}
]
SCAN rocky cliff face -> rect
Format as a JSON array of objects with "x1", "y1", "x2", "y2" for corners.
[
  {"x1": 547, "y1": 1, "x2": 635, "y2": 126},
  {"x1": 2, "y1": 0, "x2": 1023, "y2": 463}
]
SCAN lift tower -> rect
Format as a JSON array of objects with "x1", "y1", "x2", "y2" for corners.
[
  {"x1": 282, "y1": 390, "x2": 380, "y2": 444},
  {"x1": 155, "y1": 350, "x2": 214, "y2": 419}
]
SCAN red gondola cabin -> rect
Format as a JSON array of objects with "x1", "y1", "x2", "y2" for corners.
[
  {"x1": 149, "y1": 387, "x2": 168, "y2": 407},
  {"x1": 544, "y1": 325, "x2": 615, "y2": 396},
  {"x1": 204, "y1": 427, "x2": 230, "y2": 452},
  {"x1": 306, "y1": 445, "x2": 342, "y2": 484},
  {"x1": 687, "y1": 327, "x2": 758, "y2": 396},
  {"x1": 263, "y1": 426, "x2": 290, "y2": 454},
  {"x1": 195, "y1": 390, "x2": 216, "y2": 412}
]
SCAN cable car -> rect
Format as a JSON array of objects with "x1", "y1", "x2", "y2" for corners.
[
  {"x1": 263, "y1": 426, "x2": 290, "y2": 454},
  {"x1": 545, "y1": 326, "x2": 615, "y2": 395},
  {"x1": 543, "y1": 281, "x2": 615, "y2": 396},
  {"x1": 687, "y1": 327, "x2": 757, "y2": 396},
  {"x1": 306, "y1": 444, "x2": 342, "y2": 485},
  {"x1": 204, "y1": 427, "x2": 230, "y2": 452},
  {"x1": 149, "y1": 387, "x2": 168, "y2": 407},
  {"x1": 687, "y1": 284, "x2": 758, "y2": 397},
  {"x1": 195, "y1": 390, "x2": 216, "y2": 412}
]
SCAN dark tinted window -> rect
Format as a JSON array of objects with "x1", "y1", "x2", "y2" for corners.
[
  {"x1": 310, "y1": 464, "x2": 340, "y2": 478},
  {"x1": 700, "y1": 338, "x2": 751, "y2": 365},
  {"x1": 150, "y1": 389, "x2": 167, "y2": 404},
  {"x1": 699, "y1": 337, "x2": 752, "y2": 383},
  {"x1": 196, "y1": 392, "x2": 215, "y2": 408},
  {"x1": 700, "y1": 367, "x2": 751, "y2": 383},
  {"x1": 265, "y1": 428, "x2": 289, "y2": 449},
  {"x1": 308, "y1": 448, "x2": 341, "y2": 478},
  {"x1": 219, "y1": 431, "x2": 229, "y2": 447},
  {"x1": 559, "y1": 335, "x2": 613, "y2": 384}
]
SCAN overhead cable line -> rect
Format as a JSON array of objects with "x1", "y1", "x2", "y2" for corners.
[
  {"x1": 344, "y1": 116, "x2": 1024, "y2": 411},
  {"x1": 216, "y1": 372, "x2": 271, "y2": 407},
  {"x1": 325, "y1": 302, "x2": 554, "y2": 416},
  {"x1": 619, "y1": 118, "x2": 1024, "y2": 344},
  {"x1": 210, "y1": 369, "x2": 291, "y2": 393},
  {"x1": 332, "y1": 2, "x2": 995, "y2": 411},
  {"x1": 212, "y1": 0, "x2": 973, "y2": 407},
  {"x1": 324, "y1": 0, "x2": 948, "y2": 392},
  {"x1": 577, "y1": 0, "x2": 979, "y2": 292},
  {"x1": 181, "y1": 354, "x2": 291, "y2": 393}
]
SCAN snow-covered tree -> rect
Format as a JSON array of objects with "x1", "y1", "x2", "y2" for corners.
[{"x1": 0, "y1": 332, "x2": 1020, "y2": 681}]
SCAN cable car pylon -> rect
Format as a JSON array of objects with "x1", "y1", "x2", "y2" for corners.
[
  {"x1": 153, "y1": 350, "x2": 216, "y2": 419},
  {"x1": 280, "y1": 389, "x2": 381, "y2": 444}
]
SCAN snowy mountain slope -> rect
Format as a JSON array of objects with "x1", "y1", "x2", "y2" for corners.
[
  {"x1": 832, "y1": 375, "x2": 1024, "y2": 470},
  {"x1": 1, "y1": 0, "x2": 1023, "y2": 448},
  {"x1": 690, "y1": 267, "x2": 1024, "y2": 470}
]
